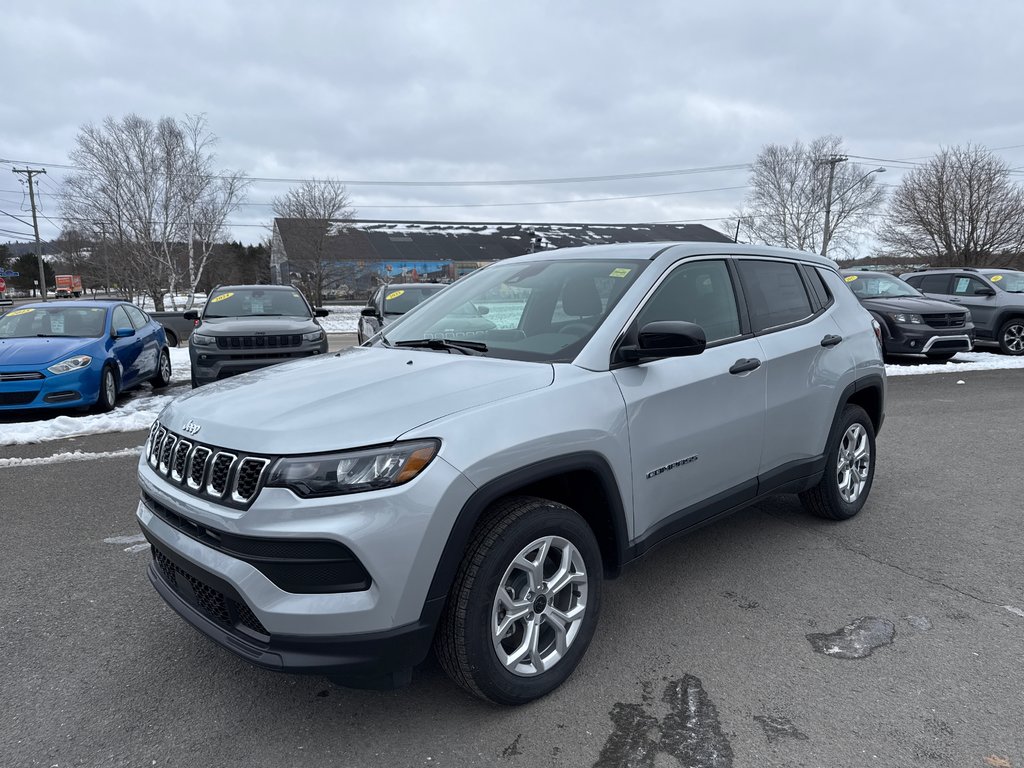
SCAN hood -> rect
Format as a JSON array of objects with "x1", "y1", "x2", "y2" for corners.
[
  {"x1": 159, "y1": 346, "x2": 554, "y2": 454},
  {"x1": 857, "y1": 295, "x2": 966, "y2": 314},
  {"x1": 0, "y1": 337, "x2": 95, "y2": 367},
  {"x1": 197, "y1": 316, "x2": 319, "y2": 334}
]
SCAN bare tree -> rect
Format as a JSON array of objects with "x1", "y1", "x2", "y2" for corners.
[
  {"x1": 272, "y1": 178, "x2": 355, "y2": 306},
  {"x1": 732, "y1": 136, "x2": 886, "y2": 257},
  {"x1": 60, "y1": 114, "x2": 248, "y2": 310},
  {"x1": 877, "y1": 144, "x2": 1024, "y2": 266}
]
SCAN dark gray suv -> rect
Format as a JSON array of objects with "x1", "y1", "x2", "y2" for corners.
[
  {"x1": 185, "y1": 285, "x2": 329, "y2": 387},
  {"x1": 901, "y1": 268, "x2": 1024, "y2": 355}
]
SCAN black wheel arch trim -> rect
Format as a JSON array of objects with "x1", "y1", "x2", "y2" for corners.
[{"x1": 424, "y1": 452, "x2": 630, "y2": 606}]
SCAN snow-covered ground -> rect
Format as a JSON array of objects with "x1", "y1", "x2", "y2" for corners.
[
  {"x1": 0, "y1": 348, "x2": 1020, "y2": 447},
  {"x1": 318, "y1": 306, "x2": 360, "y2": 333}
]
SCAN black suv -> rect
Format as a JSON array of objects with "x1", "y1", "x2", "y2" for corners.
[
  {"x1": 185, "y1": 285, "x2": 329, "y2": 387},
  {"x1": 357, "y1": 283, "x2": 445, "y2": 344},
  {"x1": 840, "y1": 270, "x2": 974, "y2": 361},
  {"x1": 900, "y1": 268, "x2": 1024, "y2": 355}
]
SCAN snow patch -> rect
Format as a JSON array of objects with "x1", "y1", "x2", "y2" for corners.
[
  {"x1": 885, "y1": 351, "x2": 1024, "y2": 377},
  {"x1": 0, "y1": 447, "x2": 141, "y2": 468},
  {"x1": 317, "y1": 306, "x2": 360, "y2": 333}
]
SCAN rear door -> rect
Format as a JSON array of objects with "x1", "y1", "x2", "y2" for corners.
[
  {"x1": 736, "y1": 259, "x2": 855, "y2": 482},
  {"x1": 110, "y1": 305, "x2": 144, "y2": 386},
  {"x1": 613, "y1": 258, "x2": 766, "y2": 542},
  {"x1": 126, "y1": 305, "x2": 160, "y2": 378}
]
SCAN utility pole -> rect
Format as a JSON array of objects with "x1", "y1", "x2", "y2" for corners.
[
  {"x1": 12, "y1": 167, "x2": 48, "y2": 300},
  {"x1": 817, "y1": 155, "x2": 847, "y2": 257}
]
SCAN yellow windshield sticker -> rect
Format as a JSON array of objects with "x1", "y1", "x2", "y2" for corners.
[
  {"x1": 5, "y1": 308, "x2": 35, "y2": 316},
  {"x1": 844, "y1": 275, "x2": 858, "y2": 282},
  {"x1": 990, "y1": 275, "x2": 1003, "y2": 282},
  {"x1": 386, "y1": 290, "x2": 406, "y2": 301},
  {"x1": 609, "y1": 268, "x2": 632, "y2": 278},
  {"x1": 210, "y1": 292, "x2": 234, "y2": 303}
]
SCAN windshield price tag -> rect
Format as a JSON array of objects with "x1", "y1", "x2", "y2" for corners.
[
  {"x1": 844, "y1": 275, "x2": 859, "y2": 282},
  {"x1": 991, "y1": 275, "x2": 1003, "y2": 282},
  {"x1": 609, "y1": 268, "x2": 631, "y2": 278},
  {"x1": 5, "y1": 308, "x2": 35, "y2": 316},
  {"x1": 210, "y1": 292, "x2": 234, "y2": 303},
  {"x1": 386, "y1": 290, "x2": 405, "y2": 300}
]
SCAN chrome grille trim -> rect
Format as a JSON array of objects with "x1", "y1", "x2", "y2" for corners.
[
  {"x1": 206, "y1": 452, "x2": 238, "y2": 498},
  {"x1": 147, "y1": 423, "x2": 272, "y2": 508},
  {"x1": 231, "y1": 457, "x2": 272, "y2": 504},
  {"x1": 170, "y1": 440, "x2": 193, "y2": 482}
]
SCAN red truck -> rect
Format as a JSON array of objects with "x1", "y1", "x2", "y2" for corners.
[{"x1": 55, "y1": 274, "x2": 83, "y2": 298}]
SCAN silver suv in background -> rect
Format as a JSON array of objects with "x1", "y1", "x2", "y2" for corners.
[
  {"x1": 901, "y1": 268, "x2": 1024, "y2": 355},
  {"x1": 137, "y1": 243, "x2": 885, "y2": 704}
]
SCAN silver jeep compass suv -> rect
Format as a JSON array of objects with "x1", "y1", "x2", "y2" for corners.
[{"x1": 137, "y1": 242, "x2": 885, "y2": 704}]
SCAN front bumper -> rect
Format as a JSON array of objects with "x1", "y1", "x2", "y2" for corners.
[
  {"x1": 189, "y1": 343, "x2": 328, "y2": 384},
  {"x1": 0, "y1": 363, "x2": 101, "y2": 410},
  {"x1": 882, "y1": 326, "x2": 974, "y2": 356},
  {"x1": 136, "y1": 452, "x2": 475, "y2": 680}
]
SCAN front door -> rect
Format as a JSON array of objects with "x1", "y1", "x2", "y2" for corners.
[{"x1": 613, "y1": 258, "x2": 766, "y2": 544}]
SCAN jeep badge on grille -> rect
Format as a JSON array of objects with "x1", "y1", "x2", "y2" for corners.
[{"x1": 182, "y1": 420, "x2": 202, "y2": 436}]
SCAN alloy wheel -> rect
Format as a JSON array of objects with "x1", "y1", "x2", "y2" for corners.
[
  {"x1": 836, "y1": 423, "x2": 871, "y2": 503},
  {"x1": 1004, "y1": 322, "x2": 1024, "y2": 353},
  {"x1": 491, "y1": 535, "x2": 588, "y2": 677}
]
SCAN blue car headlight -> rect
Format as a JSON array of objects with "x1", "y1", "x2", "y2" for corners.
[{"x1": 47, "y1": 355, "x2": 93, "y2": 375}]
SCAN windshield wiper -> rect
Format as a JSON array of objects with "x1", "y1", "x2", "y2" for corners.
[{"x1": 392, "y1": 338, "x2": 488, "y2": 355}]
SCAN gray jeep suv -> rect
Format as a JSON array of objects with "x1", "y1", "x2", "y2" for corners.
[
  {"x1": 901, "y1": 268, "x2": 1024, "y2": 355},
  {"x1": 186, "y1": 285, "x2": 330, "y2": 386},
  {"x1": 137, "y1": 243, "x2": 885, "y2": 704}
]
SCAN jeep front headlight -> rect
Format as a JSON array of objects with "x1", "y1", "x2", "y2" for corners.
[
  {"x1": 266, "y1": 439, "x2": 440, "y2": 497},
  {"x1": 302, "y1": 329, "x2": 325, "y2": 343}
]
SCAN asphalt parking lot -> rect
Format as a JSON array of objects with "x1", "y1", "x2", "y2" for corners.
[{"x1": 2, "y1": 369, "x2": 1022, "y2": 767}]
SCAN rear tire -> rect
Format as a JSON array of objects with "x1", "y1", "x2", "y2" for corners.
[
  {"x1": 152, "y1": 349, "x2": 172, "y2": 388},
  {"x1": 997, "y1": 318, "x2": 1024, "y2": 355},
  {"x1": 800, "y1": 405, "x2": 875, "y2": 520},
  {"x1": 94, "y1": 365, "x2": 118, "y2": 413},
  {"x1": 435, "y1": 496, "x2": 602, "y2": 705}
]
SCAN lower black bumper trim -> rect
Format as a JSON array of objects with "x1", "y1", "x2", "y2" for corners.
[{"x1": 146, "y1": 553, "x2": 443, "y2": 684}]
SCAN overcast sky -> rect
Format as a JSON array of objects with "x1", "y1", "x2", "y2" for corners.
[{"x1": 3, "y1": 0, "x2": 1024, "y2": 252}]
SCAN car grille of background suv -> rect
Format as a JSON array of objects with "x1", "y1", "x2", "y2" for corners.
[
  {"x1": 146, "y1": 422, "x2": 272, "y2": 508},
  {"x1": 923, "y1": 312, "x2": 967, "y2": 328},
  {"x1": 216, "y1": 334, "x2": 302, "y2": 350}
]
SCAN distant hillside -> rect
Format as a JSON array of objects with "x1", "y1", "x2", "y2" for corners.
[{"x1": 0, "y1": 240, "x2": 59, "y2": 257}]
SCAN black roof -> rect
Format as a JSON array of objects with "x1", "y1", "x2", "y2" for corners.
[{"x1": 274, "y1": 218, "x2": 733, "y2": 264}]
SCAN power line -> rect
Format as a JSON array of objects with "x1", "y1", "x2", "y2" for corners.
[
  {"x1": 0, "y1": 207, "x2": 33, "y2": 227},
  {"x1": 0, "y1": 155, "x2": 752, "y2": 187}
]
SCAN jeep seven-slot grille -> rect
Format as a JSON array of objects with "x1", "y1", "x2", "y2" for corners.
[
  {"x1": 146, "y1": 422, "x2": 271, "y2": 508},
  {"x1": 216, "y1": 334, "x2": 301, "y2": 350}
]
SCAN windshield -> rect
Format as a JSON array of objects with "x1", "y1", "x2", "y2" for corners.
[
  {"x1": 203, "y1": 288, "x2": 311, "y2": 318},
  {"x1": 988, "y1": 272, "x2": 1024, "y2": 292},
  {"x1": 382, "y1": 284, "x2": 445, "y2": 315},
  {"x1": 0, "y1": 306, "x2": 107, "y2": 339},
  {"x1": 379, "y1": 259, "x2": 648, "y2": 362},
  {"x1": 843, "y1": 273, "x2": 920, "y2": 298}
]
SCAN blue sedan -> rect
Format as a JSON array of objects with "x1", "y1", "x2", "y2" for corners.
[{"x1": 0, "y1": 301, "x2": 172, "y2": 412}]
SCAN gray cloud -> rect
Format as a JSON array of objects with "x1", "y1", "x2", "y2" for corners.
[{"x1": 3, "y1": 0, "x2": 1024, "y2": 249}]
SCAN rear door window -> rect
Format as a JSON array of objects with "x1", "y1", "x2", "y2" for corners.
[
  {"x1": 915, "y1": 274, "x2": 952, "y2": 293},
  {"x1": 126, "y1": 305, "x2": 150, "y2": 330},
  {"x1": 736, "y1": 260, "x2": 814, "y2": 333}
]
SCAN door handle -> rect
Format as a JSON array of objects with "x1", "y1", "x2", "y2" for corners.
[
  {"x1": 820, "y1": 334, "x2": 843, "y2": 348},
  {"x1": 729, "y1": 358, "x2": 762, "y2": 375},
  {"x1": 947, "y1": 297, "x2": 962, "y2": 303}
]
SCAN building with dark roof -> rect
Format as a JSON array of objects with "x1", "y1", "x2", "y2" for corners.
[{"x1": 270, "y1": 218, "x2": 733, "y2": 296}]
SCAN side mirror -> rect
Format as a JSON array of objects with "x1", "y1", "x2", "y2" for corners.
[
  {"x1": 974, "y1": 287, "x2": 996, "y2": 296},
  {"x1": 113, "y1": 326, "x2": 136, "y2": 339},
  {"x1": 360, "y1": 307, "x2": 379, "y2": 317},
  {"x1": 314, "y1": 307, "x2": 330, "y2": 318},
  {"x1": 183, "y1": 309, "x2": 200, "y2": 321},
  {"x1": 476, "y1": 305, "x2": 489, "y2": 315},
  {"x1": 619, "y1": 321, "x2": 706, "y2": 363}
]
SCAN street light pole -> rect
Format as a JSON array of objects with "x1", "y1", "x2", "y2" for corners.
[{"x1": 820, "y1": 163, "x2": 886, "y2": 257}]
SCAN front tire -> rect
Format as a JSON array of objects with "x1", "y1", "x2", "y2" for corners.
[
  {"x1": 997, "y1": 318, "x2": 1024, "y2": 355},
  {"x1": 435, "y1": 496, "x2": 602, "y2": 705},
  {"x1": 800, "y1": 404, "x2": 876, "y2": 520},
  {"x1": 94, "y1": 365, "x2": 118, "y2": 413}
]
